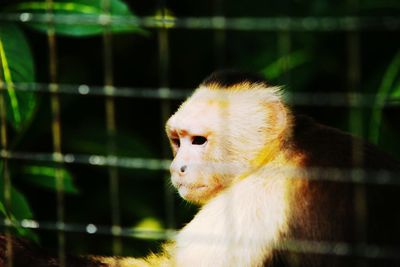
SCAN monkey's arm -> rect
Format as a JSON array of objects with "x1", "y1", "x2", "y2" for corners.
[
  {"x1": 95, "y1": 242, "x2": 174, "y2": 267},
  {"x1": 0, "y1": 234, "x2": 173, "y2": 267},
  {"x1": 174, "y1": 172, "x2": 290, "y2": 267}
]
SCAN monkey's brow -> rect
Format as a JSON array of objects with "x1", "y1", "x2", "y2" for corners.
[
  {"x1": 166, "y1": 124, "x2": 178, "y2": 134},
  {"x1": 177, "y1": 129, "x2": 190, "y2": 136},
  {"x1": 166, "y1": 127, "x2": 188, "y2": 137},
  {"x1": 168, "y1": 122, "x2": 207, "y2": 137},
  {"x1": 175, "y1": 128, "x2": 204, "y2": 138}
]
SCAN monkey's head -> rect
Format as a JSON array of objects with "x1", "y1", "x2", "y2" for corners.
[{"x1": 166, "y1": 71, "x2": 289, "y2": 204}]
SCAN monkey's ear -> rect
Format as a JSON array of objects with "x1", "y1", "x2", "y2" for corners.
[{"x1": 267, "y1": 101, "x2": 289, "y2": 140}]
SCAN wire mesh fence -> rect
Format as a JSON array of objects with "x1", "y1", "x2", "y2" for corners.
[{"x1": 0, "y1": 0, "x2": 400, "y2": 266}]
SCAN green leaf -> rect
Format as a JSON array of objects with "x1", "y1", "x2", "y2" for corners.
[
  {"x1": 0, "y1": 201, "x2": 7, "y2": 216},
  {"x1": 0, "y1": 185, "x2": 33, "y2": 220},
  {"x1": 0, "y1": 162, "x2": 5, "y2": 217},
  {"x1": 10, "y1": 214, "x2": 39, "y2": 242},
  {"x1": 261, "y1": 50, "x2": 309, "y2": 80},
  {"x1": 0, "y1": 163, "x2": 38, "y2": 241},
  {"x1": 388, "y1": 80, "x2": 400, "y2": 100},
  {"x1": 135, "y1": 217, "x2": 163, "y2": 230},
  {"x1": 22, "y1": 165, "x2": 79, "y2": 194},
  {"x1": 1, "y1": 205, "x2": 39, "y2": 242},
  {"x1": 369, "y1": 50, "x2": 400, "y2": 143},
  {"x1": 9, "y1": 0, "x2": 143, "y2": 36},
  {"x1": 0, "y1": 22, "x2": 36, "y2": 131},
  {"x1": 132, "y1": 217, "x2": 164, "y2": 240},
  {"x1": 10, "y1": 188, "x2": 33, "y2": 220}
]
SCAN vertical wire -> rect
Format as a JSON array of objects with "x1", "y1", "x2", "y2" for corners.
[
  {"x1": 101, "y1": 0, "x2": 122, "y2": 258},
  {"x1": 277, "y1": 31, "x2": 291, "y2": 86},
  {"x1": 348, "y1": 32, "x2": 368, "y2": 266},
  {"x1": 212, "y1": 0, "x2": 234, "y2": 258},
  {"x1": 346, "y1": 1, "x2": 367, "y2": 266},
  {"x1": 0, "y1": 58, "x2": 13, "y2": 267},
  {"x1": 213, "y1": 0, "x2": 226, "y2": 68},
  {"x1": 46, "y1": 0, "x2": 65, "y2": 266},
  {"x1": 157, "y1": 0, "x2": 175, "y2": 231},
  {"x1": 278, "y1": 0, "x2": 292, "y2": 86}
]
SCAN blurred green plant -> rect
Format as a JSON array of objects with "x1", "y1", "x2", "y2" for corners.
[
  {"x1": 0, "y1": 23, "x2": 35, "y2": 131},
  {"x1": 260, "y1": 50, "x2": 309, "y2": 81},
  {"x1": 132, "y1": 217, "x2": 165, "y2": 240},
  {"x1": 258, "y1": 44, "x2": 400, "y2": 147},
  {"x1": 0, "y1": 161, "x2": 39, "y2": 241},
  {"x1": 21, "y1": 165, "x2": 79, "y2": 194},
  {"x1": 0, "y1": 0, "x2": 142, "y2": 241},
  {"x1": 369, "y1": 50, "x2": 400, "y2": 144},
  {"x1": 7, "y1": 0, "x2": 144, "y2": 36},
  {"x1": 0, "y1": 19, "x2": 39, "y2": 240}
]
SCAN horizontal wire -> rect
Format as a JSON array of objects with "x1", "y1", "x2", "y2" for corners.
[
  {"x1": 0, "y1": 13, "x2": 400, "y2": 31},
  {"x1": 1, "y1": 219, "x2": 400, "y2": 260},
  {"x1": 280, "y1": 239, "x2": 400, "y2": 260},
  {"x1": 1, "y1": 218, "x2": 176, "y2": 240},
  {"x1": 0, "y1": 8, "x2": 399, "y2": 263},
  {"x1": 0, "y1": 12, "x2": 398, "y2": 261},
  {"x1": 0, "y1": 83, "x2": 190, "y2": 100},
  {"x1": 0, "y1": 150, "x2": 171, "y2": 171},
  {"x1": 1, "y1": 83, "x2": 399, "y2": 107},
  {"x1": 1, "y1": 150, "x2": 399, "y2": 185}
]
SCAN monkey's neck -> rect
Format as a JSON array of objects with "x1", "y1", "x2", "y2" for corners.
[
  {"x1": 234, "y1": 143, "x2": 289, "y2": 183},
  {"x1": 250, "y1": 140, "x2": 282, "y2": 168},
  {"x1": 251, "y1": 118, "x2": 294, "y2": 169}
]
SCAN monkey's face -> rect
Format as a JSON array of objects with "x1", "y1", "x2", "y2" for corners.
[
  {"x1": 165, "y1": 101, "x2": 243, "y2": 204},
  {"x1": 165, "y1": 86, "x2": 286, "y2": 204}
]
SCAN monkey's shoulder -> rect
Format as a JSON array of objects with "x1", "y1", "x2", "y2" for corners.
[{"x1": 291, "y1": 115, "x2": 400, "y2": 171}]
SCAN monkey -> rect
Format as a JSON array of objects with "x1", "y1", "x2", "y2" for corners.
[
  {"x1": 106, "y1": 70, "x2": 400, "y2": 266},
  {"x1": 159, "y1": 70, "x2": 400, "y2": 267},
  {"x1": 1, "y1": 70, "x2": 400, "y2": 267}
]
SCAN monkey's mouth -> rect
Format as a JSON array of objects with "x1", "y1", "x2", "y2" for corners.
[
  {"x1": 176, "y1": 183, "x2": 210, "y2": 203},
  {"x1": 176, "y1": 183, "x2": 207, "y2": 190}
]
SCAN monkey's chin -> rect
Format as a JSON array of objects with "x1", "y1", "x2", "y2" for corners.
[{"x1": 177, "y1": 184, "x2": 210, "y2": 204}]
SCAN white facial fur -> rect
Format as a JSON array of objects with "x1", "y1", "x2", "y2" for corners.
[
  {"x1": 166, "y1": 101, "x2": 235, "y2": 204},
  {"x1": 165, "y1": 85, "x2": 284, "y2": 204}
]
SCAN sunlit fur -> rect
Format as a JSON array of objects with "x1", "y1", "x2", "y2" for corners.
[
  {"x1": 166, "y1": 83, "x2": 288, "y2": 204},
  {"x1": 97, "y1": 77, "x2": 297, "y2": 267},
  {"x1": 93, "y1": 71, "x2": 400, "y2": 267},
  {"x1": 162, "y1": 79, "x2": 301, "y2": 266},
  {"x1": 94, "y1": 243, "x2": 174, "y2": 267}
]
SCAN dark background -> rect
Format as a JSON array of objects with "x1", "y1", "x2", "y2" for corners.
[{"x1": 1, "y1": 0, "x2": 400, "y2": 258}]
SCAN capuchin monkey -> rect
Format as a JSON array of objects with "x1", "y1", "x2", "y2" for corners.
[{"x1": 1, "y1": 70, "x2": 400, "y2": 267}]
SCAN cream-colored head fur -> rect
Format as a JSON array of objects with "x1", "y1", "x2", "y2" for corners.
[{"x1": 166, "y1": 79, "x2": 289, "y2": 204}]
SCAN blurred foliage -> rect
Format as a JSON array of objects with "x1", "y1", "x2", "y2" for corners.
[
  {"x1": 0, "y1": 162, "x2": 38, "y2": 241},
  {"x1": 0, "y1": 0, "x2": 144, "y2": 244},
  {"x1": 369, "y1": 51, "x2": 400, "y2": 144},
  {"x1": 261, "y1": 50, "x2": 310, "y2": 81},
  {"x1": 7, "y1": 0, "x2": 144, "y2": 36},
  {"x1": 0, "y1": 22, "x2": 35, "y2": 131},
  {"x1": 0, "y1": 0, "x2": 399, "y2": 259},
  {"x1": 21, "y1": 165, "x2": 79, "y2": 194},
  {"x1": 0, "y1": 19, "x2": 38, "y2": 241}
]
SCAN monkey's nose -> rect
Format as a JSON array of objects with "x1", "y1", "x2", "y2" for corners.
[{"x1": 180, "y1": 165, "x2": 187, "y2": 174}]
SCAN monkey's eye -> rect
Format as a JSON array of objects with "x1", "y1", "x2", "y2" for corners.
[
  {"x1": 192, "y1": 136, "x2": 207, "y2": 145},
  {"x1": 171, "y1": 138, "x2": 180, "y2": 147}
]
